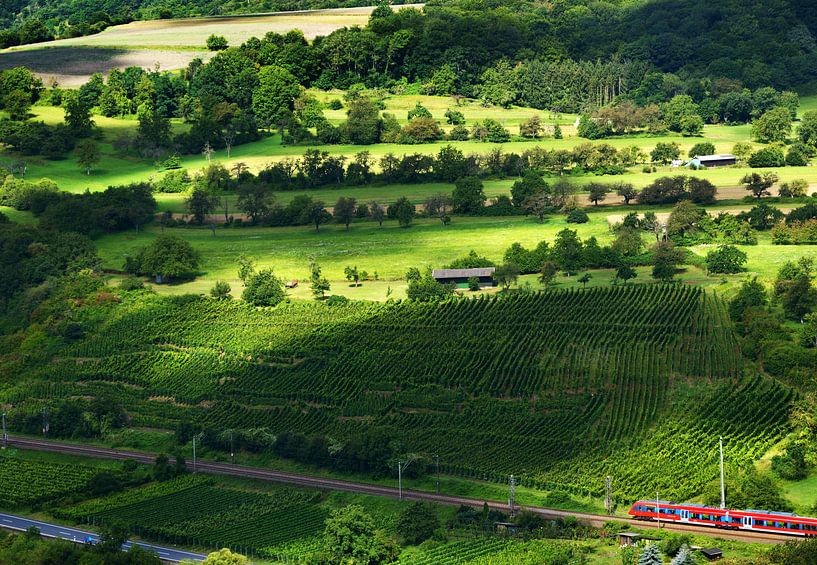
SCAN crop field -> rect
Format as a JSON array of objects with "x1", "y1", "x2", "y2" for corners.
[
  {"x1": 2, "y1": 285, "x2": 790, "y2": 502},
  {"x1": 10, "y1": 6, "x2": 389, "y2": 50},
  {"x1": 0, "y1": 5, "x2": 400, "y2": 85},
  {"x1": 0, "y1": 48, "x2": 212, "y2": 88}
]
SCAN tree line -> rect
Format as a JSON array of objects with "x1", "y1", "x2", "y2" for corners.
[{"x1": 4, "y1": 0, "x2": 817, "y2": 94}]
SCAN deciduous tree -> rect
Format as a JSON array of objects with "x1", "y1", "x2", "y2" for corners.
[{"x1": 242, "y1": 268, "x2": 286, "y2": 306}]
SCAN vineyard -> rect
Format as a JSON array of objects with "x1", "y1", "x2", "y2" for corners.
[
  {"x1": 0, "y1": 456, "x2": 97, "y2": 507},
  {"x1": 55, "y1": 475, "x2": 327, "y2": 555},
  {"x1": 0, "y1": 285, "x2": 793, "y2": 501},
  {"x1": 398, "y1": 538, "x2": 582, "y2": 565}
]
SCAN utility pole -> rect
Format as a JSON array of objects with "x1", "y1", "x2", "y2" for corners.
[
  {"x1": 230, "y1": 430, "x2": 235, "y2": 465},
  {"x1": 656, "y1": 492, "x2": 661, "y2": 529},
  {"x1": 193, "y1": 433, "x2": 204, "y2": 473},
  {"x1": 605, "y1": 475, "x2": 613, "y2": 515},
  {"x1": 434, "y1": 454, "x2": 440, "y2": 494},
  {"x1": 397, "y1": 457, "x2": 416, "y2": 501},
  {"x1": 720, "y1": 436, "x2": 726, "y2": 510},
  {"x1": 41, "y1": 407, "x2": 49, "y2": 437},
  {"x1": 508, "y1": 475, "x2": 516, "y2": 517},
  {"x1": 2, "y1": 412, "x2": 7, "y2": 449},
  {"x1": 398, "y1": 461, "x2": 403, "y2": 500}
]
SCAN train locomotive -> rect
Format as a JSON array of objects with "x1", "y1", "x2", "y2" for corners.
[{"x1": 628, "y1": 501, "x2": 817, "y2": 536}]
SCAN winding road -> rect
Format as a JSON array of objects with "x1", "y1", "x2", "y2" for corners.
[{"x1": 6, "y1": 435, "x2": 787, "y2": 545}]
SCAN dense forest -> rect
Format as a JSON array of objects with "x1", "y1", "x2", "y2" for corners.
[{"x1": 2, "y1": 0, "x2": 817, "y2": 92}]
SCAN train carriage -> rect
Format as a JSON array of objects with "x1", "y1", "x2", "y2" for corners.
[{"x1": 629, "y1": 501, "x2": 817, "y2": 537}]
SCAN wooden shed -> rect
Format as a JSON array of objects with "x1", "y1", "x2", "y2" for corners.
[{"x1": 432, "y1": 267, "x2": 496, "y2": 288}]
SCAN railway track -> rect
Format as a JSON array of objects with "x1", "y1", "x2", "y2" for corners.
[{"x1": 7, "y1": 436, "x2": 787, "y2": 545}]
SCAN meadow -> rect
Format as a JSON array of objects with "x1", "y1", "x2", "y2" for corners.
[{"x1": 93, "y1": 203, "x2": 817, "y2": 299}]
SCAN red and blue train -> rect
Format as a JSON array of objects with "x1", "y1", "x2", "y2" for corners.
[{"x1": 628, "y1": 500, "x2": 817, "y2": 537}]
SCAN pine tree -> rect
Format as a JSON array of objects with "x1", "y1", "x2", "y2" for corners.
[
  {"x1": 671, "y1": 545, "x2": 697, "y2": 565},
  {"x1": 638, "y1": 543, "x2": 663, "y2": 565},
  {"x1": 310, "y1": 261, "x2": 330, "y2": 299}
]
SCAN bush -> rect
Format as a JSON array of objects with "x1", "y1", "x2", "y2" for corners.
[
  {"x1": 396, "y1": 502, "x2": 440, "y2": 545},
  {"x1": 155, "y1": 169, "x2": 190, "y2": 193},
  {"x1": 327, "y1": 99, "x2": 343, "y2": 110},
  {"x1": 706, "y1": 245, "x2": 747, "y2": 274},
  {"x1": 447, "y1": 250, "x2": 495, "y2": 269},
  {"x1": 786, "y1": 145, "x2": 809, "y2": 166},
  {"x1": 210, "y1": 281, "x2": 232, "y2": 300},
  {"x1": 242, "y1": 269, "x2": 286, "y2": 306},
  {"x1": 749, "y1": 146, "x2": 786, "y2": 167},
  {"x1": 566, "y1": 209, "x2": 589, "y2": 223},
  {"x1": 444, "y1": 109, "x2": 465, "y2": 125},
  {"x1": 688, "y1": 142, "x2": 715, "y2": 158},
  {"x1": 448, "y1": 125, "x2": 470, "y2": 141},
  {"x1": 401, "y1": 117, "x2": 443, "y2": 143},
  {"x1": 119, "y1": 276, "x2": 144, "y2": 291},
  {"x1": 206, "y1": 34, "x2": 228, "y2": 51}
]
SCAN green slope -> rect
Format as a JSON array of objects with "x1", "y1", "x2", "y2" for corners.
[{"x1": 0, "y1": 284, "x2": 792, "y2": 502}]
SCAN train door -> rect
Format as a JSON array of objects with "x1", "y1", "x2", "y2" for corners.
[
  {"x1": 679, "y1": 510, "x2": 690, "y2": 522},
  {"x1": 741, "y1": 516, "x2": 752, "y2": 529}
]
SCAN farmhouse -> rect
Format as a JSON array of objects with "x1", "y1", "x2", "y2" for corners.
[
  {"x1": 432, "y1": 267, "x2": 496, "y2": 288},
  {"x1": 690, "y1": 154, "x2": 737, "y2": 168}
]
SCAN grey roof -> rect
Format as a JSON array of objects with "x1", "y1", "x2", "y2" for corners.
[
  {"x1": 696, "y1": 154, "x2": 736, "y2": 162},
  {"x1": 432, "y1": 267, "x2": 496, "y2": 278}
]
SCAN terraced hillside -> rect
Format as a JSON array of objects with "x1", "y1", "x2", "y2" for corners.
[{"x1": 0, "y1": 285, "x2": 793, "y2": 501}]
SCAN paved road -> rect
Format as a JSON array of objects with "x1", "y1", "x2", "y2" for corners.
[
  {"x1": 7, "y1": 436, "x2": 787, "y2": 545},
  {"x1": 0, "y1": 512, "x2": 206, "y2": 562}
]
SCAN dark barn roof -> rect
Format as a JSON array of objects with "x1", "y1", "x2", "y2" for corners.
[
  {"x1": 701, "y1": 548, "x2": 723, "y2": 560},
  {"x1": 432, "y1": 268, "x2": 496, "y2": 279}
]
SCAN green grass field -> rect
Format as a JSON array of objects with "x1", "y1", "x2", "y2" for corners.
[
  {"x1": 97, "y1": 213, "x2": 612, "y2": 286},
  {"x1": 93, "y1": 203, "x2": 817, "y2": 299}
]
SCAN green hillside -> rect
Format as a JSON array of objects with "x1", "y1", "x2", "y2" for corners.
[{"x1": 1, "y1": 284, "x2": 792, "y2": 502}]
